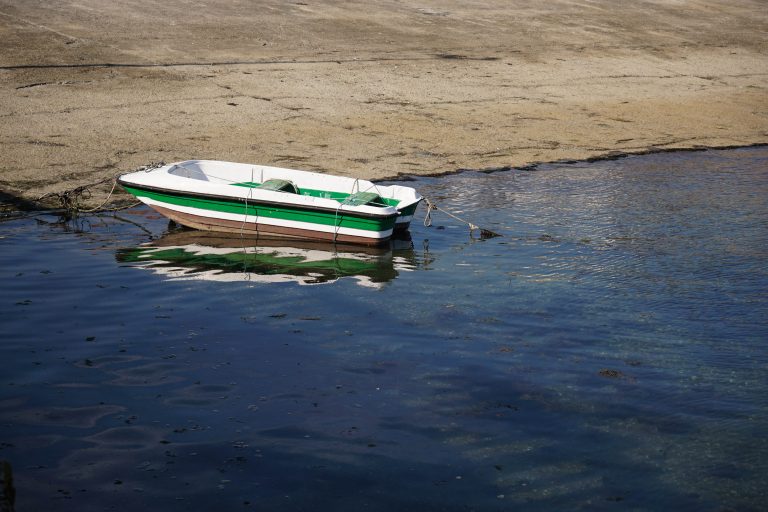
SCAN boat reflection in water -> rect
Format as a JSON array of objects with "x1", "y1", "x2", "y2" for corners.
[{"x1": 116, "y1": 229, "x2": 421, "y2": 287}]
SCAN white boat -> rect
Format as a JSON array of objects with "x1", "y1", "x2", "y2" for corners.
[{"x1": 118, "y1": 160, "x2": 423, "y2": 245}]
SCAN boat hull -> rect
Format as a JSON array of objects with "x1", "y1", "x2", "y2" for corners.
[
  {"x1": 149, "y1": 203, "x2": 392, "y2": 245},
  {"x1": 118, "y1": 160, "x2": 422, "y2": 245},
  {"x1": 394, "y1": 202, "x2": 419, "y2": 231},
  {"x1": 121, "y1": 182, "x2": 397, "y2": 246}
]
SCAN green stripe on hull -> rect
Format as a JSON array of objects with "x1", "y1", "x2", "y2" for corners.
[
  {"x1": 397, "y1": 203, "x2": 418, "y2": 216},
  {"x1": 122, "y1": 185, "x2": 396, "y2": 232}
]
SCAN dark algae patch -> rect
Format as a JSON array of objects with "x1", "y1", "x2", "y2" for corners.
[
  {"x1": 1, "y1": 461, "x2": 15, "y2": 512},
  {"x1": 598, "y1": 369, "x2": 624, "y2": 379},
  {"x1": 0, "y1": 148, "x2": 766, "y2": 511}
]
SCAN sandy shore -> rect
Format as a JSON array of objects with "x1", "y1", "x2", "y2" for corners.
[{"x1": 1, "y1": 0, "x2": 766, "y2": 209}]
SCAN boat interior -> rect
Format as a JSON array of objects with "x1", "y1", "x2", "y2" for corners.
[{"x1": 167, "y1": 161, "x2": 399, "y2": 208}]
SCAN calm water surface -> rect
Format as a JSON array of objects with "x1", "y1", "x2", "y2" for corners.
[{"x1": 1, "y1": 148, "x2": 766, "y2": 511}]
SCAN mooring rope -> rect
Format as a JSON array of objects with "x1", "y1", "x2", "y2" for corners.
[
  {"x1": 423, "y1": 199, "x2": 436, "y2": 227},
  {"x1": 422, "y1": 197, "x2": 501, "y2": 238},
  {"x1": 62, "y1": 177, "x2": 141, "y2": 213},
  {"x1": 32, "y1": 161, "x2": 164, "y2": 213},
  {"x1": 77, "y1": 178, "x2": 118, "y2": 213},
  {"x1": 240, "y1": 167, "x2": 255, "y2": 237},
  {"x1": 333, "y1": 202, "x2": 343, "y2": 242}
]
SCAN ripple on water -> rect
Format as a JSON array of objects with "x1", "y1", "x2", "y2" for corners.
[
  {"x1": 0, "y1": 148, "x2": 766, "y2": 511},
  {"x1": 5, "y1": 404, "x2": 126, "y2": 428}
]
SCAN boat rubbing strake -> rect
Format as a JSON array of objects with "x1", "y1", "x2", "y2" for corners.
[{"x1": 118, "y1": 160, "x2": 423, "y2": 245}]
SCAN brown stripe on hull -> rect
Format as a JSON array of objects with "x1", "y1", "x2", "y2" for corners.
[{"x1": 149, "y1": 204, "x2": 392, "y2": 246}]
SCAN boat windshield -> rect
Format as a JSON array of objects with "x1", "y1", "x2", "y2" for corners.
[{"x1": 169, "y1": 164, "x2": 208, "y2": 181}]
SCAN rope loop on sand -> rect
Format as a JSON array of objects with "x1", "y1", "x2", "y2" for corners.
[
  {"x1": 77, "y1": 179, "x2": 118, "y2": 213},
  {"x1": 33, "y1": 161, "x2": 165, "y2": 213}
]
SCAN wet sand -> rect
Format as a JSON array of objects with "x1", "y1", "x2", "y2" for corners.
[{"x1": 1, "y1": 0, "x2": 766, "y2": 208}]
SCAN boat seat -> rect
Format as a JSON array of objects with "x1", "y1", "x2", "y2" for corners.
[
  {"x1": 258, "y1": 179, "x2": 298, "y2": 194},
  {"x1": 343, "y1": 191, "x2": 385, "y2": 206}
]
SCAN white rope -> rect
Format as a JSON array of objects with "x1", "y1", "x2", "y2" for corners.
[
  {"x1": 80, "y1": 161, "x2": 162, "y2": 212},
  {"x1": 241, "y1": 167, "x2": 255, "y2": 237},
  {"x1": 333, "y1": 203, "x2": 343, "y2": 242},
  {"x1": 423, "y1": 198, "x2": 436, "y2": 227},
  {"x1": 77, "y1": 179, "x2": 118, "y2": 213},
  {"x1": 422, "y1": 197, "x2": 500, "y2": 237}
]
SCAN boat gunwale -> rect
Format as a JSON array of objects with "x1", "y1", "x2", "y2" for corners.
[
  {"x1": 118, "y1": 178, "x2": 401, "y2": 222},
  {"x1": 159, "y1": 160, "x2": 423, "y2": 211}
]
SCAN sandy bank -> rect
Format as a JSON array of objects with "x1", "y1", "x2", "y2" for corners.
[{"x1": 1, "y1": 0, "x2": 766, "y2": 209}]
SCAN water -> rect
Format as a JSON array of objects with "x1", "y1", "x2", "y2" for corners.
[{"x1": 1, "y1": 147, "x2": 766, "y2": 511}]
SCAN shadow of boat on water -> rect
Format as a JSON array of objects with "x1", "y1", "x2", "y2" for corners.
[{"x1": 116, "y1": 229, "x2": 424, "y2": 287}]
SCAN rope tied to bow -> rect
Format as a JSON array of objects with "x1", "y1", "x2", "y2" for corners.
[
  {"x1": 422, "y1": 197, "x2": 501, "y2": 239},
  {"x1": 423, "y1": 198, "x2": 436, "y2": 227},
  {"x1": 34, "y1": 161, "x2": 164, "y2": 213}
]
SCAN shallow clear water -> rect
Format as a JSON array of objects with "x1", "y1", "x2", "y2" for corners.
[{"x1": 1, "y1": 147, "x2": 766, "y2": 511}]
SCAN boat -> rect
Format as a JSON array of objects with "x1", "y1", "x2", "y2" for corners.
[
  {"x1": 118, "y1": 160, "x2": 423, "y2": 245},
  {"x1": 116, "y1": 230, "x2": 420, "y2": 287}
]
